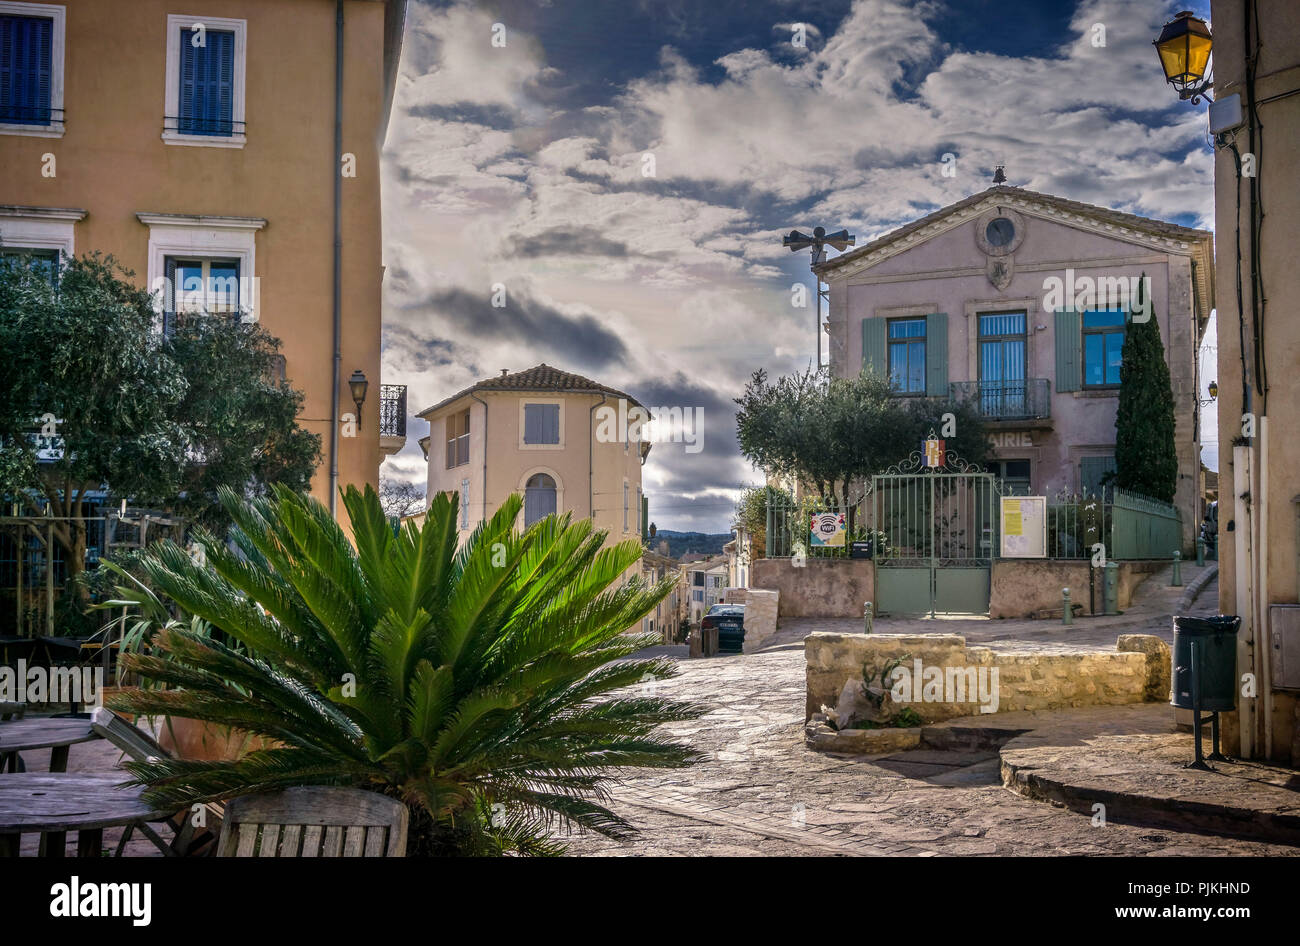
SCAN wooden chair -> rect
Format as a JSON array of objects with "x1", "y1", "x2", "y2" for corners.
[
  {"x1": 90, "y1": 707, "x2": 223, "y2": 856},
  {"x1": 0, "y1": 701, "x2": 26, "y2": 772},
  {"x1": 217, "y1": 787, "x2": 408, "y2": 857}
]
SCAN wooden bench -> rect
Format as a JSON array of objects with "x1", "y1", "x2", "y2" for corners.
[{"x1": 218, "y1": 787, "x2": 408, "y2": 857}]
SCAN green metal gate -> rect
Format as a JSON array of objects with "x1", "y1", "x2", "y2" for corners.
[{"x1": 872, "y1": 453, "x2": 997, "y2": 617}]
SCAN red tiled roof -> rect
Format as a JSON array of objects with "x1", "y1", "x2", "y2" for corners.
[{"x1": 417, "y1": 363, "x2": 644, "y2": 417}]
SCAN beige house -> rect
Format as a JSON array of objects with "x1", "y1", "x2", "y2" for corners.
[
  {"x1": 819, "y1": 185, "x2": 1212, "y2": 547},
  {"x1": 639, "y1": 549, "x2": 683, "y2": 643},
  {"x1": 416, "y1": 365, "x2": 649, "y2": 544},
  {"x1": 0, "y1": 0, "x2": 407, "y2": 518},
  {"x1": 1208, "y1": 0, "x2": 1300, "y2": 764},
  {"x1": 681, "y1": 554, "x2": 729, "y2": 625}
]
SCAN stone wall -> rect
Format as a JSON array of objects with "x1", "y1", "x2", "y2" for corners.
[
  {"x1": 721, "y1": 587, "x2": 780, "y2": 653},
  {"x1": 989, "y1": 559, "x2": 1163, "y2": 618},
  {"x1": 751, "y1": 557, "x2": 874, "y2": 619},
  {"x1": 804, "y1": 631, "x2": 1169, "y2": 722}
]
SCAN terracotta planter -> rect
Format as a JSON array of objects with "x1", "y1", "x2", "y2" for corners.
[
  {"x1": 98, "y1": 686, "x2": 139, "y2": 723},
  {"x1": 156, "y1": 717, "x2": 274, "y2": 762}
]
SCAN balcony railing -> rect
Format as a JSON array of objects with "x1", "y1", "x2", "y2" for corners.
[
  {"x1": 949, "y1": 378, "x2": 1051, "y2": 421},
  {"x1": 380, "y1": 385, "x2": 407, "y2": 438}
]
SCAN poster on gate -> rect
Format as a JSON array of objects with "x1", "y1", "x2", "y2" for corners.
[{"x1": 809, "y1": 511, "x2": 846, "y2": 548}]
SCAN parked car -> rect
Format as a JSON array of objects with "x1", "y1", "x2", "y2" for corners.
[{"x1": 702, "y1": 604, "x2": 746, "y2": 654}]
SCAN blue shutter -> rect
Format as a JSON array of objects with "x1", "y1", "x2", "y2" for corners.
[
  {"x1": 925, "y1": 313, "x2": 948, "y2": 397},
  {"x1": 543, "y1": 404, "x2": 559, "y2": 443},
  {"x1": 862, "y1": 317, "x2": 886, "y2": 379},
  {"x1": 524, "y1": 405, "x2": 541, "y2": 443},
  {"x1": 180, "y1": 29, "x2": 234, "y2": 135},
  {"x1": 1054, "y1": 309, "x2": 1081, "y2": 392},
  {"x1": 0, "y1": 16, "x2": 52, "y2": 125}
]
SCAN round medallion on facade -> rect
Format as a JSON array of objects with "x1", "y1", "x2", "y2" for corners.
[{"x1": 974, "y1": 206, "x2": 1025, "y2": 257}]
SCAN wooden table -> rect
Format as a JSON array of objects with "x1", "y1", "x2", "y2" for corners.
[
  {"x1": 0, "y1": 772, "x2": 172, "y2": 857},
  {"x1": 0, "y1": 717, "x2": 98, "y2": 773}
]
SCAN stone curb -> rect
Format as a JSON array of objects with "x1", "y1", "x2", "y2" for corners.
[
  {"x1": 999, "y1": 751, "x2": 1300, "y2": 846},
  {"x1": 1175, "y1": 563, "x2": 1218, "y2": 613}
]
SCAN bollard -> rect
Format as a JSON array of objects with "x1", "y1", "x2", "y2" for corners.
[
  {"x1": 863, "y1": 601, "x2": 874, "y2": 635},
  {"x1": 1196, "y1": 536, "x2": 1205, "y2": 567},
  {"x1": 1171, "y1": 550, "x2": 1183, "y2": 587},
  {"x1": 1062, "y1": 587, "x2": 1072, "y2": 626}
]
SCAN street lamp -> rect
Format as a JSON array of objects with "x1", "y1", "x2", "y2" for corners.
[
  {"x1": 784, "y1": 225, "x2": 855, "y2": 369},
  {"x1": 348, "y1": 369, "x2": 369, "y2": 427},
  {"x1": 1153, "y1": 11, "x2": 1214, "y2": 104}
]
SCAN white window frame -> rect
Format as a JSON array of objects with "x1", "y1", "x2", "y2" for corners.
[
  {"x1": 518, "y1": 398, "x2": 564, "y2": 450},
  {"x1": 0, "y1": 2, "x2": 65, "y2": 138},
  {"x1": 137, "y1": 213, "x2": 264, "y2": 329},
  {"x1": 0, "y1": 204, "x2": 80, "y2": 257},
  {"x1": 162, "y1": 14, "x2": 247, "y2": 149}
]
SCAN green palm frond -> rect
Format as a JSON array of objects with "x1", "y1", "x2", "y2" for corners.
[{"x1": 112, "y1": 483, "x2": 702, "y2": 855}]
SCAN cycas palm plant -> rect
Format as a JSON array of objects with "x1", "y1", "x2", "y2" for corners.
[{"x1": 109, "y1": 484, "x2": 703, "y2": 855}]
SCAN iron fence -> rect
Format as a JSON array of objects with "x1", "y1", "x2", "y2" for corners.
[
  {"x1": 949, "y1": 378, "x2": 1051, "y2": 421},
  {"x1": 380, "y1": 385, "x2": 407, "y2": 438},
  {"x1": 763, "y1": 483, "x2": 1181, "y2": 562}
]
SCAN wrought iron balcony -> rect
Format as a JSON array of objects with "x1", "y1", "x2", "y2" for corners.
[
  {"x1": 949, "y1": 379, "x2": 1051, "y2": 421},
  {"x1": 380, "y1": 385, "x2": 407, "y2": 438}
]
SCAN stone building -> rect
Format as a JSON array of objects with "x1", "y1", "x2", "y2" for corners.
[
  {"x1": 1207, "y1": 0, "x2": 1300, "y2": 763},
  {"x1": 415, "y1": 364, "x2": 649, "y2": 554},
  {"x1": 0, "y1": 0, "x2": 409, "y2": 517},
  {"x1": 817, "y1": 184, "x2": 1213, "y2": 547}
]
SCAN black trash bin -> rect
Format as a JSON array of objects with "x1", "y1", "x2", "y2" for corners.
[{"x1": 1171, "y1": 614, "x2": 1240, "y2": 712}]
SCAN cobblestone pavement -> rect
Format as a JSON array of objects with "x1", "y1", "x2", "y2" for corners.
[{"x1": 561, "y1": 574, "x2": 1299, "y2": 857}]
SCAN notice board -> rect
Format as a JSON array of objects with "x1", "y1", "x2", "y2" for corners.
[{"x1": 1000, "y1": 496, "x2": 1047, "y2": 558}]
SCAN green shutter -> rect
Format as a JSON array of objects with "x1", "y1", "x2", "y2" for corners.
[
  {"x1": 926, "y1": 312, "x2": 947, "y2": 397},
  {"x1": 862, "y1": 317, "x2": 886, "y2": 379},
  {"x1": 1054, "y1": 309, "x2": 1080, "y2": 392}
]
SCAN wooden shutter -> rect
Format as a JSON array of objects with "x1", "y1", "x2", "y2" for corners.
[
  {"x1": 215, "y1": 31, "x2": 234, "y2": 134},
  {"x1": 1054, "y1": 309, "x2": 1081, "y2": 392},
  {"x1": 925, "y1": 313, "x2": 948, "y2": 397},
  {"x1": 543, "y1": 404, "x2": 559, "y2": 443},
  {"x1": 861, "y1": 317, "x2": 886, "y2": 379},
  {"x1": 524, "y1": 405, "x2": 541, "y2": 443},
  {"x1": 1080, "y1": 456, "x2": 1116, "y2": 498},
  {"x1": 0, "y1": 16, "x2": 53, "y2": 124},
  {"x1": 179, "y1": 29, "x2": 197, "y2": 132}
]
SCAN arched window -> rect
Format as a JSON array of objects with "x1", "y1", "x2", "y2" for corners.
[{"x1": 524, "y1": 473, "x2": 557, "y2": 527}]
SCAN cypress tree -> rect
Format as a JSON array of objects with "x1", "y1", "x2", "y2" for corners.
[{"x1": 1113, "y1": 274, "x2": 1178, "y2": 502}]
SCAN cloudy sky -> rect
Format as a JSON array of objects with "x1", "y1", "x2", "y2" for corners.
[{"x1": 379, "y1": 0, "x2": 1215, "y2": 532}]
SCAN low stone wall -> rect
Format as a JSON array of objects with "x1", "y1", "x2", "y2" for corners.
[
  {"x1": 751, "y1": 557, "x2": 873, "y2": 619},
  {"x1": 989, "y1": 559, "x2": 1164, "y2": 619},
  {"x1": 804, "y1": 632, "x2": 1170, "y2": 722},
  {"x1": 721, "y1": 587, "x2": 780, "y2": 653}
]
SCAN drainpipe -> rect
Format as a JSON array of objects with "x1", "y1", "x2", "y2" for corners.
[
  {"x1": 470, "y1": 392, "x2": 488, "y2": 525},
  {"x1": 1233, "y1": 443, "x2": 1255, "y2": 758},
  {"x1": 589, "y1": 395, "x2": 606, "y2": 520},
  {"x1": 1259, "y1": 418, "x2": 1273, "y2": 757},
  {"x1": 327, "y1": 0, "x2": 344, "y2": 517}
]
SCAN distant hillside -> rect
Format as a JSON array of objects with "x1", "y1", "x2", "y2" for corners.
[{"x1": 650, "y1": 529, "x2": 730, "y2": 559}]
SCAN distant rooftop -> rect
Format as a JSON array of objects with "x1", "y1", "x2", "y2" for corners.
[{"x1": 417, "y1": 363, "x2": 645, "y2": 418}]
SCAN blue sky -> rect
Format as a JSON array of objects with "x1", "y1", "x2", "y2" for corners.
[{"x1": 380, "y1": 0, "x2": 1216, "y2": 532}]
